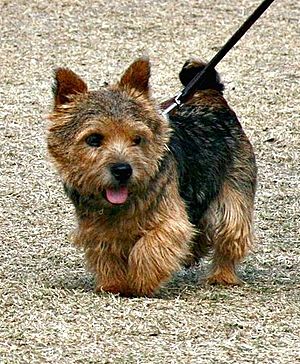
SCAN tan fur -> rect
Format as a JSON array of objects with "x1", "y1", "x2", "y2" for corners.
[
  {"x1": 202, "y1": 181, "x2": 254, "y2": 285},
  {"x1": 72, "y1": 168, "x2": 194, "y2": 296}
]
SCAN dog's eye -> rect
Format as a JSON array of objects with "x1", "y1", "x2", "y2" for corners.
[
  {"x1": 85, "y1": 133, "x2": 103, "y2": 147},
  {"x1": 132, "y1": 136, "x2": 142, "y2": 146}
]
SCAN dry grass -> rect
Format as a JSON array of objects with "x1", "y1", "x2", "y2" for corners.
[{"x1": 1, "y1": 0, "x2": 299, "y2": 363}]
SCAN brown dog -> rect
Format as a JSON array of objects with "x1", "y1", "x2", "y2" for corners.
[{"x1": 47, "y1": 58, "x2": 257, "y2": 296}]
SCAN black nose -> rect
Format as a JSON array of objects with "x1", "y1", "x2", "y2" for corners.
[{"x1": 110, "y1": 163, "x2": 133, "y2": 183}]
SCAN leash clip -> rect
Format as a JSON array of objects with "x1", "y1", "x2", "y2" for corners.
[{"x1": 161, "y1": 92, "x2": 182, "y2": 117}]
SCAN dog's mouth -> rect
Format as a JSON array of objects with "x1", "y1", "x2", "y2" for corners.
[{"x1": 104, "y1": 186, "x2": 129, "y2": 205}]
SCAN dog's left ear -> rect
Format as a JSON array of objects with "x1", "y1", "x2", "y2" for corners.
[{"x1": 118, "y1": 58, "x2": 151, "y2": 97}]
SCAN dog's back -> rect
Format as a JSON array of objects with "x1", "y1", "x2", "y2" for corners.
[
  {"x1": 168, "y1": 61, "x2": 256, "y2": 225},
  {"x1": 167, "y1": 60, "x2": 257, "y2": 279}
]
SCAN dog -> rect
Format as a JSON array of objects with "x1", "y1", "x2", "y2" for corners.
[{"x1": 47, "y1": 57, "x2": 257, "y2": 296}]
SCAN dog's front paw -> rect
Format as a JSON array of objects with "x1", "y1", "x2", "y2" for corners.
[{"x1": 95, "y1": 283, "x2": 134, "y2": 297}]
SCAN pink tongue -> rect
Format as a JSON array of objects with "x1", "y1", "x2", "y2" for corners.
[{"x1": 106, "y1": 187, "x2": 129, "y2": 204}]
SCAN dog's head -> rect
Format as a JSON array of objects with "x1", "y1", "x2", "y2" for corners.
[{"x1": 47, "y1": 58, "x2": 170, "y2": 206}]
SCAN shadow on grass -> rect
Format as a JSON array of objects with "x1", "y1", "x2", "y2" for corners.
[
  {"x1": 46, "y1": 272, "x2": 95, "y2": 293},
  {"x1": 158, "y1": 262, "x2": 300, "y2": 299},
  {"x1": 45, "y1": 260, "x2": 299, "y2": 299}
]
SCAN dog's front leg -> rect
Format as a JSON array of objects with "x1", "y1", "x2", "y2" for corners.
[
  {"x1": 127, "y1": 221, "x2": 192, "y2": 297},
  {"x1": 80, "y1": 242, "x2": 129, "y2": 296}
]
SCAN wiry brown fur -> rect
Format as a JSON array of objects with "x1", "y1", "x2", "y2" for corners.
[{"x1": 47, "y1": 57, "x2": 257, "y2": 297}]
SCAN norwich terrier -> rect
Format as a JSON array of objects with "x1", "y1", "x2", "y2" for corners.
[{"x1": 47, "y1": 57, "x2": 257, "y2": 297}]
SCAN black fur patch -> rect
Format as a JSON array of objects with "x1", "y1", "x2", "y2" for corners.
[{"x1": 169, "y1": 105, "x2": 243, "y2": 225}]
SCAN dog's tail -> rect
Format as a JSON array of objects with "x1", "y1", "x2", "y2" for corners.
[{"x1": 179, "y1": 59, "x2": 224, "y2": 93}]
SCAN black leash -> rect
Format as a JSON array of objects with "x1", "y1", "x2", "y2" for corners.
[{"x1": 162, "y1": 0, "x2": 276, "y2": 116}]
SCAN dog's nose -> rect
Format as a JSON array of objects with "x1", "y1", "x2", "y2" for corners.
[{"x1": 110, "y1": 163, "x2": 133, "y2": 183}]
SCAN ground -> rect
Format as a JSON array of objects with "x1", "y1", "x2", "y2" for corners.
[{"x1": 0, "y1": 0, "x2": 299, "y2": 363}]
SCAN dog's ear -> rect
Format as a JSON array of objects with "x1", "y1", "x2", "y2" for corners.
[
  {"x1": 52, "y1": 68, "x2": 88, "y2": 108},
  {"x1": 118, "y1": 58, "x2": 151, "y2": 97}
]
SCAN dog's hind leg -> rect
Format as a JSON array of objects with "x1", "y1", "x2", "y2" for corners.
[{"x1": 203, "y1": 181, "x2": 255, "y2": 285}]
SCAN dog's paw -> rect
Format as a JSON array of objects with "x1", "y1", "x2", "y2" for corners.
[{"x1": 201, "y1": 270, "x2": 244, "y2": 286}]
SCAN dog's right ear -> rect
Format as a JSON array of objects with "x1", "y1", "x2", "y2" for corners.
[{"x1": 52, "y1": 68, "x2": 88, "y2": 108}]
